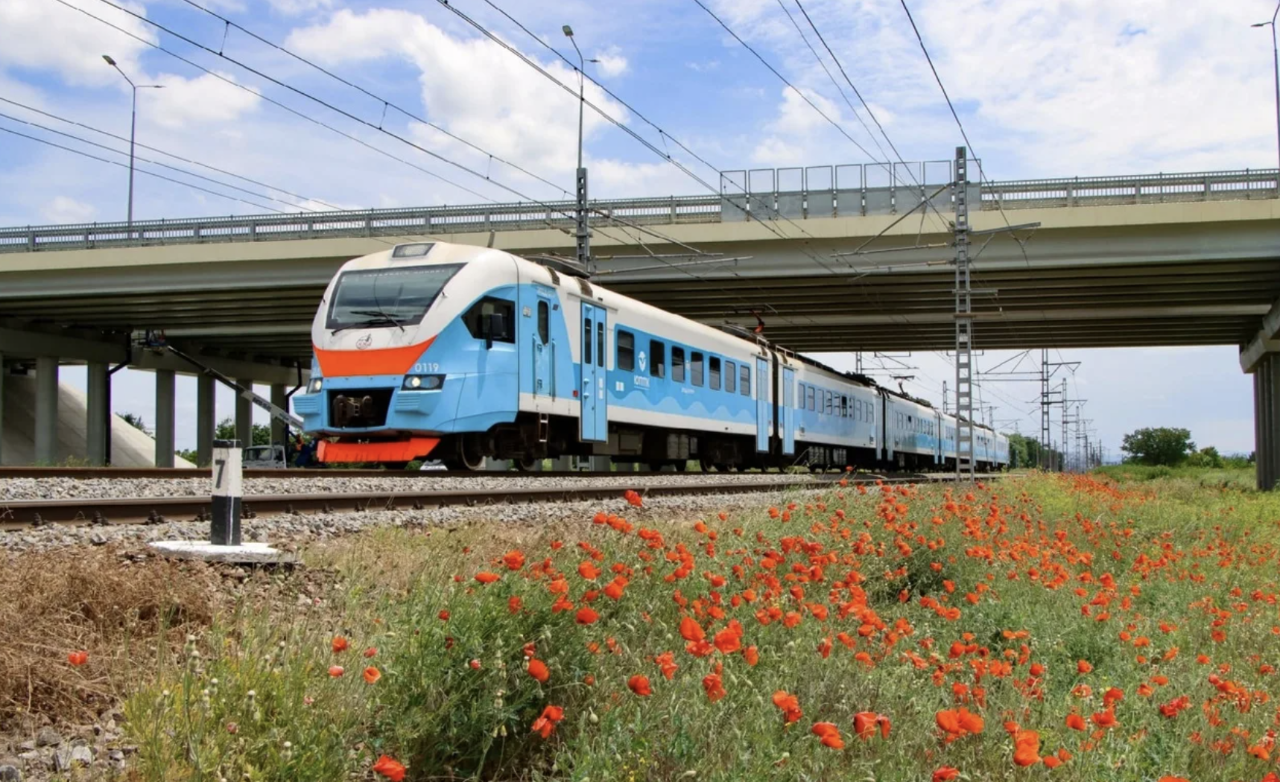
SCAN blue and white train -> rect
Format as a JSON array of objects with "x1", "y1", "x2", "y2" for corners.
[{"x1": 293, "y1": 242, "x2": 1010, "y2": 472}]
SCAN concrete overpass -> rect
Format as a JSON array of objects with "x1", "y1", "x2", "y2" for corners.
[{"x1": 0, "y1": 162, "x2": 1278, "y2": 479}]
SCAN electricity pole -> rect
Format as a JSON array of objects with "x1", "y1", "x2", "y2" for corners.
[{"x1": 562, "y1": 26, "x2": 598, "y2": 275}]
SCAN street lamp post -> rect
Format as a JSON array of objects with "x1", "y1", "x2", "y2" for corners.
[
  {"x1": 103, "y1": 55, "x2": 163, "y2": 229},
  {"x1": 1253, "y1": 2, "x2": 1280, "y2": 173},
  {"x1": 562, "y1": 26, "x2": 598, "y2": 276}
]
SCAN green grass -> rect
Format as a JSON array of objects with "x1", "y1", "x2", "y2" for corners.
[
  {"x1": 122, "y1": 473, "x2": 1280, "y2": 781},
  {"x1": 1093, "y1": 463, "x2": 1255, "y2": 489}
]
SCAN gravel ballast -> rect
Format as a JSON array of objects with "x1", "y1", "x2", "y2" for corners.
[
  {"x1": 0, "y1": 472, "x2": 827, "y2": 502},
  {"x1": 1, "y1": 488, "x2": 835, "y2": 554}
]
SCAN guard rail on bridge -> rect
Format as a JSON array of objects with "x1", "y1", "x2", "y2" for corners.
[{"x1": 0, "y1": 166, "x2": 1275, "y2": 253}]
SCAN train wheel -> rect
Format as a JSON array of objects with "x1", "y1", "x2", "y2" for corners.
[
  {"x1": 443, "y1": 435, "x2": 486, "y2": 471},
  {"x1": 515, "y1": 456, "x2": 539, "y2": 472},
  {"x1": 698, "y1": 458, "x2": 716, "y2": 473}
]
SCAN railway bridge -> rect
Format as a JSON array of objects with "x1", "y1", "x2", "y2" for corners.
[{"x1": 0, "y1": 162, "x2": 1278, "y2": 485}]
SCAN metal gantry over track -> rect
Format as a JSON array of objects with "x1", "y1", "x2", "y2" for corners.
[{"x1": 953, "y1": 147, "x2": 975, "y2": 482}]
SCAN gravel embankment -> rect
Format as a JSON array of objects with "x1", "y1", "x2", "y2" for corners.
[
  {"x1": 0, "y1": 472, "x2": 824, "y2": 502},
  {"x1": 1, "y1": 488, "x2": 832, "y2": 554}
]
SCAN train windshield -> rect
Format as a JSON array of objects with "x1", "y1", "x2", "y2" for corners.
[{"x1": 326, "y1": 264, "x2": 463, "y2": 330}]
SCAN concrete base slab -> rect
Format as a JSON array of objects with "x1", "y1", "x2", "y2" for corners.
[{"x1": 148, "y1": 540, "x2": 295, "y2": 564}]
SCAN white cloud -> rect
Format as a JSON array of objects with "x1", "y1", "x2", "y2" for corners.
[
  {"x1": 143, "y1": 71, "x2": 261, "y2": 129},
  {"x1": 286, "y1": 9, "x2": 630, "y2": 192},
  {"x1": 594, "y1": 46, "x2": 629, "y2": 78},
  {"x1": 265, "y1": 0, "x2": 332, "y2": 16},
  {"x1": 0, "y1": 0, "x2": 154, "y2": 87},
  {"x1": 39, "y1": 195, "x2": 95, "y2": 223}
]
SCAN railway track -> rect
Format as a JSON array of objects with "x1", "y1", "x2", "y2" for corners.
[
  {"x1": 0, "y1": 473, "x2": 989, "y2": 530},
  {"x1": 0, "y1": 466, "x2": 641, "y2": 480}
]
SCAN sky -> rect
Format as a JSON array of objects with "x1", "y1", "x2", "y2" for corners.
[{"x1": 0, "y1": 0, "x2": 1276, "y2": 458}]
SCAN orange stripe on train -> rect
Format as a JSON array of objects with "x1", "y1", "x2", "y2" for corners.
[
  {"x1": 313, "y1": 337, "x2": 434, "y2": 378},
  {"x1": 316, "y1": 437, "x2": 440, "y2": 464}
]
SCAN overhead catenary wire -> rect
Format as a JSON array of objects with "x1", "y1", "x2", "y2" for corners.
[
  {"x1": 0, "y1": 125, "x2": 288, "y2": 214},
  {"x1": 0, "y1": 108, "x2": 331, "y2": 213},
  {"x1": 0, "y1": 95, "x2": 344, "y2": 211},
  {"x1": 176, "y1": 0, "x2": 575, "y2": 199},
  {"x1": 59, "y1": 0, "x2": 797, "y2": 328}
]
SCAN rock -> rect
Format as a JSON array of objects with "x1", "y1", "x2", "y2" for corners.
[
  {"x1": 15, "y1": 743, "x2": 32, "y2": 753},
  {"x1": 53, "y1": 746, "x2": 91, "y2": 772},
  {"x1": 89, "y1": 532, "x2": 108, "y2": 546},
  {"x1": 108, "y1": 750, "x2": 124, "y2": 762},
  {"x1": 0, "y1": 764, "x2": 21, "y2": 781},
  {"x1": 34, "y1": 729, "x2": 60, "y2": 748}
]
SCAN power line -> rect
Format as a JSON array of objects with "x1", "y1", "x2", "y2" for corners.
[
  {"x1": 0, "y1": 108, "x2": 327, "y2": 213},
  {"x1": 0, "y1": 125, "x2": 287, "y2": 213},
  {"x1": 0, "y1": 95, "x2": 343, "y2": 211},
  {"x1": 177, "y1": 0, "x2": 573, "y2": 199},
  {"x1": 51, "y1": 0, "x2": 498, "y2": 204}
]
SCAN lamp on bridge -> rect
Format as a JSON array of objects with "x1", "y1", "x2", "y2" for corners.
[
  {"x1": 102, "y1": 55, "x2": 164, "y2": 230},
  {"x1": 1253, "y1": 1, "x2": 1280, "y2": 172},
  {"x1": 562, "y1": 25, "x2": 599, "y2": 276}
]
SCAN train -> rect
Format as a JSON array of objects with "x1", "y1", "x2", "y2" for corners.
[{"x1": 293, "y1": 241, "x2": 1010, "y2": 472}]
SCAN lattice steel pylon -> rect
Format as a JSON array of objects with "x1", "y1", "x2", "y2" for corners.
[
  {"x1": 1040, "y1": 348, "x2": 1051, "y2": 470},
  {"x1": 954, "y1": 146, "x2": 975, "y2": 482}
]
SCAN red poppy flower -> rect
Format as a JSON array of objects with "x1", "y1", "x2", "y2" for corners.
[
  {"x1": 531, "y1": 704, "x2": 564, "y2": 739},
  {"x1": 1066, "y1": 713, "x2": 1086, "y2": 731},
  {"x1": 363, "y1": 647, "x2": 377, "y2": 658},
  {"x1": 475, "y1": 571, "x2": 500, "y2": 584},
  {"x1": 702, "y1": 671, "x2": 726, "y2": 703},
  {"x1": 714, "y1": 628, "x2": 742, "y2": 655},
  {"x1": 772, "y1": 690, "x2": 802, "y2": 723},
  {"x1": 502, "y1": 550, "x2": 526, "y2": 570},
  {"x1": 328, "y1": 665, "x2": 344, "y2": 678},
  {"x1": 655, "y1": 651, "x2": 679, "y2": 680},
  {"x1": 528, "y1": 659, "x2": 550, "y2": 683},
  {"x1": 508, "y1": 596, "x2": 523, "y2": 614},
  {"x1": 1013, "y1": 729, "x2": 1041, "y2": 767},
  {"x1": 628, "y1": 674, "x2": 652, "y2": 696},
  {"x1": 743, "y1": 646, "x2": 759, "y2": 666},
  {"x1": 679, "y1": 616, "x2": 705, "y2": 643},
  {"x1": 932, "y1": 768, "x2": 960, "y2": 782},
  {"x1": 575, "y1": 607, "x2": 599, "y2": 624},
  {"x1": 811, "y1": 721, "x2": 844, "y2": 749},
  {"x1": 853, "y1": 711, "x2": 890, "y2": 740},
  {"x1": 578, "y1": 561, "x2": 601, "y2": 580},
  {"x1": 66, "y1": 651, "x2": 88, "y2": 667},
  {"x1": 372, "y1": 755, "x2": 406, "y2": 782},
  {"x1": 331, "y1": 636, "x2": 349, "y2": 654},
  {"x1": 363, "y1": 666, "x2": 381, "y2": 684},
  {"x1": 1076, "y1": 660, "x2": 1093, "y2": 674}
]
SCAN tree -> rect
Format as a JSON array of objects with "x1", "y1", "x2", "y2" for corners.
[
  {"x1": 1186, "y1": 446, "x2": 1224, "y2": 469},
  {"x1": 215, "y1": 417, "x2": 272, "y2": 447},
  {"x1": 120, "y1": 412, "x2": 151, "y2": 437},
  {"x1": 1120, "y1": 427, "x2": 1195, "y2": 466}
]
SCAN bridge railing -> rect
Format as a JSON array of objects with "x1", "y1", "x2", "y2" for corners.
[{"x1": 0, "y1": 167, "x2": 1274, "y2": 253}]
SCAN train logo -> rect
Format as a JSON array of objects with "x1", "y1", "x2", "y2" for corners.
[{"x1": 355, "y1": 334, "x2": 372, "y2": 350}]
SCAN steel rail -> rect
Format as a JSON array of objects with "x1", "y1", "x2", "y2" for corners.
[
  {"x1": 0, "y1": 466, "x2": 787, "y2": 480},
  {"x1": 0, "y1": 473, "x2": 993, "y2": 529},
  {"x1": 0, "y1": 167, "x2": 1273, "y2": 254}
]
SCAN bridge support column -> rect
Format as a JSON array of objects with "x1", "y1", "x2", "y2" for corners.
[
  {"x1": 235, "y1": 378, "x2": 253, "y2": 447},
  {"x1": 0, "y1": 352, "x2": 5, "y2": 466},
  {"x1": 155, "y1": 369, "x2": 176, "y2": 468},
  {"x1": 35, "y1": 356, "x2": 58, "y2": 465},
  {"x1": 270, "y1": 384, "x2": 287, "y2": 446},
  {"x1": 1256, "y1": 354, "x2": 1280, "y2": 491},
  {"x1": 86, "y1": 361, "x2": 110, "y2": 466},
  {"x1": 196, "y1": 374, "x2": 215, "y2": 467}
]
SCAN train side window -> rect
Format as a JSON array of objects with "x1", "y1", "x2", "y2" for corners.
[
  {"x1": 463, "y1": 296, "x2": 516, "y2": 343},
  {"x1": 739, "y1": 364, "x2": 750, "y2": 396},
  {"x1": 826, "y1": 392, "x2": 833, "y2": 416},
  {"x1": 672, "y1": 347, "x2": 686, "y2": 383},
  {"x1": 725, "y1": 361, "x2": 737, "y2": 393},
  {"x1": 806, "y1": 386, "x2": 815, "y2": 411},
  {"x1": 583, "y1": 318, "x2": 593, "y2": 365},
  {"x1": 797, "y1": 383, "x2": 805, "y2": 409},
  {"x1": 650, "y1": 340, "x2": 665, "y2": 379},
  {"x1": 597, "y1": 321, "x2": 604, "y2": 367},
  {"x1": 537, "y1": 301, "x2": 549, "y2": 344},
  {"x1": 709, "y1": 356, "x2": 720, "y2": 390},
  {"x1": 691, "y1": 352, "x2": 704, "y2": 387},
  {"x1": 617, "y1": 330, "x2": 635, "y2": 371},
  {"x1": 841, "y1": 396, "x2": 848, "y2": 418}
]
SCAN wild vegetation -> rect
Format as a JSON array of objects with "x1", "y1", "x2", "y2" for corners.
[{"x1": 62, "y1": 471, "x2": 1274, "y2": 782}]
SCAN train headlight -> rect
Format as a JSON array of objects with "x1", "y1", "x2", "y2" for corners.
[
  {"x1": 403, "y1": 374, "x2": 444, "y2": 390},
  {"x1": 308, "y1": 378, "x2": 323, "y2": 393}
]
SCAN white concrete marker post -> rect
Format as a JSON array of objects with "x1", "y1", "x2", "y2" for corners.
[
  {"x1": 149, "y1": 438, "x2": 290, "y2": 563},
  {"x1": 210, "y1": 438, "x2": 243, "y2": 545}
]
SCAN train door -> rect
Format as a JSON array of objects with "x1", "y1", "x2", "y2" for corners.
[
  {"x1": 533, "y1": 289, "x2": 555, "y2": 399},
  {"x1": 934, "y1": 412, "x2": 943, "y2": 465},
  {"x1": 579, "y1": 302, "x2": 607, "y2": 442},
  {"x1": 782, "y1": 365, "x2": 796, "y2": 456},
  {"x1": 755, "y1": 356, "x2": 769, "y2": 453}
]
